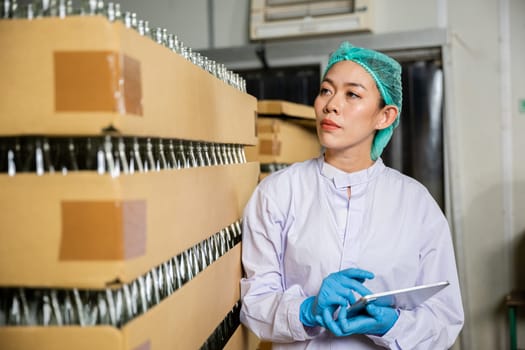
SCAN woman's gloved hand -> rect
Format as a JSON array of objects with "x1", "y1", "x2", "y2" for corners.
[
  {"x1": 299, "y1": 268, "x2": 374, "y2": 328},
  {"x1": 328, "y1": 303, "x2": 399, "y2": 337}
]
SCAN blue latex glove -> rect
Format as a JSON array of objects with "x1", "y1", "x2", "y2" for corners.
[
  {"x1": 299, "y1": 268, "x2": 374, "y2": 328},
  {"x1": 328, "y1": 303, "x2": 399, "y2": 337}
]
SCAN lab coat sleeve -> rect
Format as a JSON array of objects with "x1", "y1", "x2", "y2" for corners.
[
  {"x1": 368, "y1": 195, "x2": 465, "y2": 349},
  {"x1": 240, "y1": 185, "x2": 322, "y2": 342}
]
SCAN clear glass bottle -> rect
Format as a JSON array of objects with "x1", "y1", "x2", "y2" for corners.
[
  {"x1": 143, "y1": 20, "x2": 151, "y2": 37},
  {"x1": 128, "y1": 281, "x2": 139, "y2": 319},
  {"x1": 161, "y1": 28, "x2": 168, "y2": 48},
  {"x1": 18, "y1": 137, "x2": 34, "y2": 173},
  {"x1": 1, "y1": 0, "x2": 11, "y2": 19},
  {"x1": 167, "y1": 33, "x2": 175, "y2": 52},
  {"x1": 103, "y1": 135, "x2": 117, "y2": 176},
  {"x1": 208, "y1": 143, "x2": 218, "y2": 166},
  {"x1": 202, "y1": 142, "x2": 211, "y2": 166},
  {"x1": 140, "y1": 138, "x2": 155, "y2": 172},
  {"x1": 136, "y1": 19, "x2": 145, "y2": 36},
  {"x1": 154, "y1": 139, "x2": 168, "y2": 170},
  {"x1": 7, "y1": 289, "x2": 22, "y2": 325},
  {"x1": 71, "y1": 289, "x2": 85, "y2": 326},
  {"x1": 151, "y1": 27, "x2": 162, "y2": 44},
  {"x1": 50, "y1": 1, "x2": 69, "y2": 17},
  {"x1": 113, "y1": 137, "x2": 129, "y2": 174},
  {"x1": 162, "y1": 261, "x2": 174, "y2": 298},
  {"x1": 136, "y1": 277, "x2": 148, "y2": 315},
  {"x1": 52, "y1": 138, "x2": 79, "y2": 175},
  {"x1": 143, "y1": 272, "x2": 153, "y2": 308},
  {"x1": 195, "y1": 142, "x2": 205, "y2": 167},
  {"x1": 7, "y1": 0, "x2": 18, "y2": 18},
  {"x1": 175, "y1": 139, "x2": 188, "y2": 169},
  {"x1": 130, "y1": 12, "x2": 138, "y2": 29},
  {"x1": 121, "y1": 284, "x2": 134, "y2": 324},
  {"x1": 111, "y1": 287, "x2": 123, "y2": 327},
  {"x1": 185, "y1": 141, "x2": 197, "y2": 168},
  {"x1": 214, "y1": 143, "x2": 224, "y2": 166},
  {"x1": 178, "y1": 252, "x2": 187, "y2": 285},
  {"x1": 126, "y1": 137, "x2": 143, "y2": 173},
  {"x1": 4, "y1": 137, "x2": 20, "y2": 176},
  {"x1": 150, "y1": 269, "x2": 160, "y2": 306},
  {"x1": 221, "y1": 144, "x2": 230, "y2": 165},
  {"x1": 79, "y1": 0, "x2": 97, "y2": 15},
  {"x1": 207, "y1": 235, "x2": 216, "y2": 265},
  {"x1": 166, "y1": 139, "x2": 177, "y2": 169},
  {"x1": 200, "y1": 239, "x2": 209, "y2": 270},
  {"x1": 60, "y1": 290, "x2": 78, "y2": 325},
  {"x1": 172, "y1": 256, "x2": 182, "y2": 290},
  {"x1": 19, "y1": 3, "x2": 34, "y2": 19},
  {"x1": 104, "y1": 1, "x2": 116, "y2": 21},
  {"x1": 123, "y1": 11, "x2": 132, "y2": 28}
]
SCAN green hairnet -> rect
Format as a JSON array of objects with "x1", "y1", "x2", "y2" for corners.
[{"x1": 323, "y1": 42, "x2": 403, "y2": 160}]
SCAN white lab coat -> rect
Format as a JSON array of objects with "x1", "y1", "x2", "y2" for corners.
[{"x1": 240, "y1": 157, "x2": 464, "y2": 349}]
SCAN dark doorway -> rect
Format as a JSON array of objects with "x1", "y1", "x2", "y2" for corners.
[{"x1": 240, "y1": 65, "x2": 320, "y2": 106}]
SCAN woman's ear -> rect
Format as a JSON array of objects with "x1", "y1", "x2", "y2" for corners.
[{"x1": 375, "y1": 105, "x2": 399, "y2": 130}]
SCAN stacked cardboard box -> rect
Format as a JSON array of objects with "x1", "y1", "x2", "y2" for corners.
[
  {"x1": 0, "y1": 16, "x2": 259, "y2": 349},
  {"x1": 246, "y1": 100, "x2": 321, "y2": 180}
]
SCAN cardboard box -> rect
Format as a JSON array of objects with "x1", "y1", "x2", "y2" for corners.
[
  {"x1": 0, "y1": 17, "x2": 257, "y2": 145},
  {"x1": 252, "y1": 117, "x2": 320, "y2": 164},
  {"x1": 0, "y1": 245, "x2": 243, "y2": 350},
  {"x1": 246, "y1": 100, "x2": 320, "y2": 165},
  {"x1": 257, "y1": 100, "x2": 315, "y2": 121},
  {"x1": 0, "y1": 163, "x2": 258, "y2": 288},
  {"x1": 224, "y1": 325, "x2": 264, "y2": 350}
]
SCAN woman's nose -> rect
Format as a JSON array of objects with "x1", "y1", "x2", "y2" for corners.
[{"x1": 323, "y1": 95, "x2": 341, "y2": 114}]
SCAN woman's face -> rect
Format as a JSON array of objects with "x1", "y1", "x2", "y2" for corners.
[{"x1": 314, "y1": 60, "x2": 384, "y2": 160}]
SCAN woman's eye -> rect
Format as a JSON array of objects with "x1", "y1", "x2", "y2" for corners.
[
  {"x1": 346, "y1": 91, "x2": 360, "y2": 99},
  {"x1": 319, "y1": 88, "x2": 331, "y2": 95}
]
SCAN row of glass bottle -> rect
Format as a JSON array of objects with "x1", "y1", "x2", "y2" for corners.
[
  {"x1": 0, "y1": 136, "x2": 248, "y2": 176},
  {"x1": 0, "y1": 220, "x2": 242, "y2": 327},
  {"x1": 200, "y1": 301, "x2": 241, "y2": 350},
  {"x1": 260, "y1": 162, "x2": 290, "y2": 174},
  {"x1": 0, "y1": 0, "x2": 247, "y2": 93}
]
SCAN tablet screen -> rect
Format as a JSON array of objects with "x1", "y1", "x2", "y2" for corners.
[{"x1": 346, "y1": 281, "x2": 450, "y2": 316}]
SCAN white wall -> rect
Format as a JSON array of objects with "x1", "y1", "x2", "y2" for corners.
[
  {"x1": 119, "y1": 0, "x2": 442, "y2": 49},
  {"x1": 510, "y1": 0, "x2": 525, "y2": 345},
  {"x1": 119, "y1": 0, "x2": 209, "y2": 48},
  {"x1": 444, "y1": 0, "x2": 525, "y2": 348}
]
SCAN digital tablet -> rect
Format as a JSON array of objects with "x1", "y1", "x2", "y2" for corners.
[{"x1": 346, "y1": 281, "x2": 450, "y2": 316}]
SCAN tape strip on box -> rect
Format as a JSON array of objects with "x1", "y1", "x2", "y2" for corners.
[
  {"x1": 54, "y1": 51, "x2": 143, "y2": 116},
  {"x1": 259, "y1": 138, "x2": 281, "y2": 156},
  {"x1": 132, "y1": 340, "x2": 151, "y2": 350},
  {"x1": 60, "y1": 200, "x2": 147, "y2": 261}
]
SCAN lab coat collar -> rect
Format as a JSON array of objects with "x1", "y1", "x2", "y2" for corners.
[{"x1": 318, "y1": 156, "x2": 385, "y2": 189}]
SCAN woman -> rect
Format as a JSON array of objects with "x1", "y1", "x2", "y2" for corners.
[{"x1": 240, "y1": 42, "x2": 464, "y2": 349}]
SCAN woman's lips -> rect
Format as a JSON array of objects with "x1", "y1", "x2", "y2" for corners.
[{"x1": 320, "y1": 119, "x2": 340, "y2": 130}]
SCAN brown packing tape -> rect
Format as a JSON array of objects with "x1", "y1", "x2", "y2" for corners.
[
  {"x1": 259, "y1": 138, "x2": 281, "y2": 156},
  {"x1": 54, "y1": 51, "x2": 143, "y2": 115},
  {"x1": 60, "y1": 200, "x2": 146, "y2": 261},
  {"x1": 122, "y1": 54, "x2": 143, "y2": 116},
  {"x1": 132, "y1": 341, "x2": 150, "y2": 350}
]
